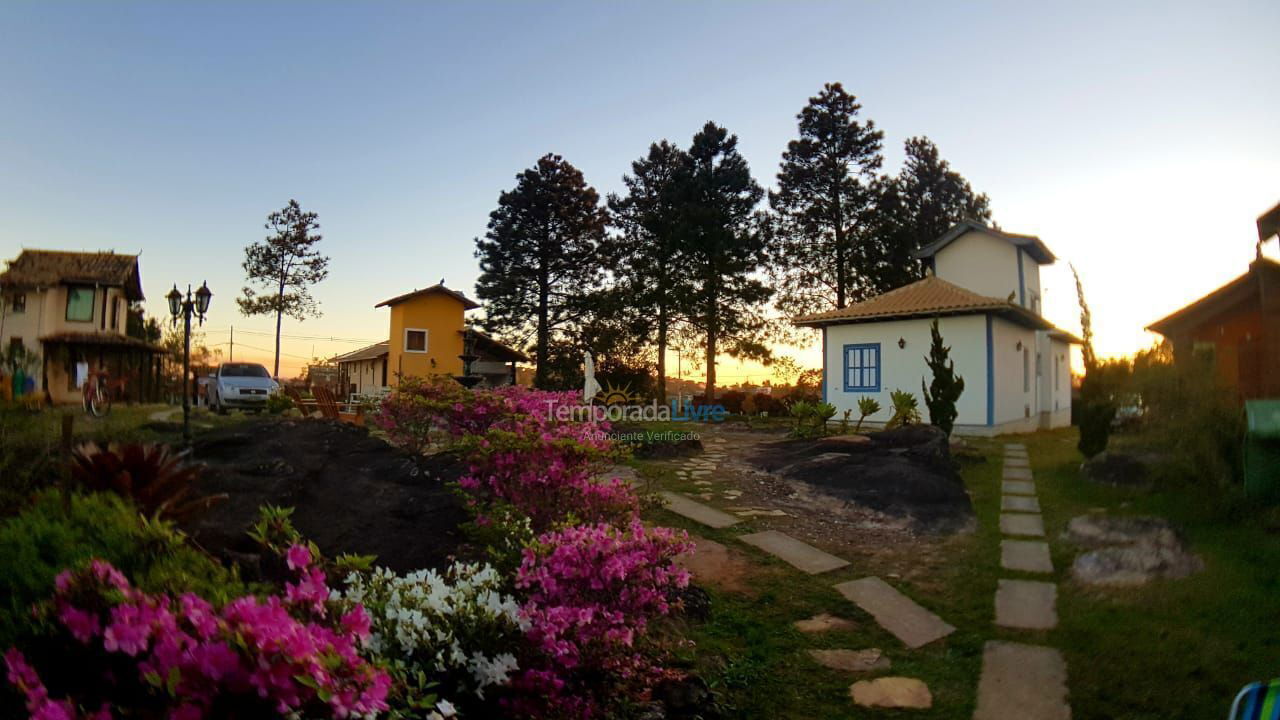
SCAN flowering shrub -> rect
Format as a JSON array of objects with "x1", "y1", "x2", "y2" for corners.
[
  {"x1": 5, "y1": 552, "x2": 389, "y2": 720},
  {"x1": 509, "y1": 521, "x2": 692, "y2": 719},
  {"x1": 335, "y1": 562, "x2": 525, "y2": 718},
  {"x1": 376, "y1": 379, "x2": 632, "y2": 531}
]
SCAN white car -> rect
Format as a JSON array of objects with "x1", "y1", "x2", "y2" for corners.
[{"x1": 208, "y1": 363, "x2": 279, "y2": 414}]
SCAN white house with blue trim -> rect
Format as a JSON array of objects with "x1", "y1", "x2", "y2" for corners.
[{"x1": 795, "y1": 220, "x2": 1080, "y2": 436}]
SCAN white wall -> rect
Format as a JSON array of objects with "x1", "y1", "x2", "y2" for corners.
[
  {"x1": 990, "y1": 316, "x2": 1039, "y2": 426},
  {"x1": 933, "y1": 230, "x2": 1043, "y2": 313},
  {"x1": 823, "y1": 315, "x2": 988, "y2": 428}
]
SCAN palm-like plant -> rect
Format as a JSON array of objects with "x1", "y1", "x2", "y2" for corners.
[
  {"x1": 884, "y1": 390, "x2": 922, "y2": 429},
  {"x1": 69, "y1": 442, "x2": 226, "y2": 521},
  {"x1": 855, "y1": 396, "x2": 881, "y2": 432}
]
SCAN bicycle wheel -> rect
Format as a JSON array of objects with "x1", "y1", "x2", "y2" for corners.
[{"x1": 86, "y1": 378, "x2": 111, "y2": 418}]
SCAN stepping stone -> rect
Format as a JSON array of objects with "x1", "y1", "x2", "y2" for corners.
[
  {"x1": 1004, "y1": 456, "x2": 1030, "y2": 469},
  {"x1": 834, "y1": 577, "x2": 956, "y2": 649},
  {"x1": 849, "y1": 677, "x2": 932, "y2": 709},
  {"x1": 794, "y1": 613, "x2": 857, "y2": 633},
  {"x1": 659, "y1": 492, "x2": 740, "y2": 529},
  {"x1": 695, "y1": 493, "x2": 713, "y2": 500},
  {"x1": 722, "y1": 490, "x2": 742, "y2": 499},
  {"x1": 1005, "y1": 447, "x2": 1028, "y2": 457},
  {"x1": 733, "y1": 509, "x2": 788, "y2": 518},
  {"x1": 1002, "y1": 495, "x2": 1041, "y2": 512},
  {"x1": 739, "y1": 530, "x2": 850, "y2": 574},
  {"x1": 693, "y1": 480, "x2": 712, "y2": 486},
  {"x1": 1003, "y1": 467, "x2": 1033, "y2": 481},
  {"x1": 1003, "y1": 443, "x2": 1027, "y2": 451},
  {"x1": 995, "y1": 579, "x2": 1058, "y2": 630},
  {"x1": 1001, "y1": 540, "x2": 1054, "y2": 573},
  {"x1": 1000, "y1": 513, "x2": 1045, "y2": 537},
  {"x1": 604, "y1": 466, "x2": 640, "y2": 487},
  {"x1": 809, "y1": 648, "x2": 889, "y2": 672},
  {"x1": 974, "y1": 641, "x2": 1070, "y2": 720},
  {"x1": 1002, "y1": 480, "x2": 1036, "y2": 496},
  {"x1": 690, "y1": 470, "x2": 712, "y2": 477}
]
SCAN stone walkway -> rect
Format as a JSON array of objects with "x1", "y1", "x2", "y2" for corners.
[
  {"x1": 974, "y1": 442, "x2": 1071, "y2": 720},
  {"x1": 657, "y1": 428, "x2": 951, "y2": 710}
]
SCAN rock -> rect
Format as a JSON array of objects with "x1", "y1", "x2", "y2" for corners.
[
  {"x1": 654, "y1": 675, "x2": 718, "y2": 719},
  {"x1": 1065, "y1": 514, "x2": 1203, "y2": 586},
  {"x1": 794, "y1": 613, "x2": 857, "y2": 633},
  {"x1": 816, "y1": 434, "x2": 872, "y2": 451},
  {"x1": 809, "y1": 648, "x2": 890, "y2": 672},
  {"x1": 676, "y1": 584, "x2": 711, "y2": 621},
  {"x1": 849, "y1": 677, "x2": 932, "y2": 709},
  {"x1": 1080, "y1": 450, "x2": 1166, "y2": 486}
]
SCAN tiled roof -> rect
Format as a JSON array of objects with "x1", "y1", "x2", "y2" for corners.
[
  {"x1": 1, "y1": 250, "x2": 145, "y2": 300},
  {"x1": 466, "y1": 329, "x2": 529, "y2": 363},
  {"x1": 912, "y1": 219, "x2": 1056, "y2": 264},
  {"x1": 793, "y1": 275, "x2": 1061, "y2": 334},
  {"x1": 333, "y1": 341, "x2": 389, "y2": 363},
  {"x1": 1147, "y1": 257, "x2": 1280, "y2": 335},
  {"x1": 375, "y1": 283, "x2": 480, "y2": 310},
  {"x1": 39, "y1": 332, "x2": 164, "y2": 353}
]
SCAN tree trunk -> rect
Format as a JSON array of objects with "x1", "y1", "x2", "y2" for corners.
[
  {"x1": 705, "y1": 323, "x2": 716, "y2": 402},
  {"x1": 656, "y1": 302, "x2": 668, "y2": 404},
  {"x1": 535, "y1": 267, "x2": 550, "y2": 390},
  {"x1": 273, "y1": 309, "x2": 282, "y2": 379}
]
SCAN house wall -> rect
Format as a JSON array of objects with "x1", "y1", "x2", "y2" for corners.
[
  {"x1": 386, "y1": 294, "x2": 466, "y2": 385},
  {"x1": 990, "y1": 316, "x2": 1040, "y2": 427},
  {"x1": 2, "y1": 284, "x2": 130, "y2": 395},
  {"x1": 340, "y1": 357, "x2": 387, "y2": 396},
  {"x1": 933, "y1": 230, "x2": 1043, "y2": 312},
  {"x1": 823, "y1": 315, "x2": 989, "y2": 430}
]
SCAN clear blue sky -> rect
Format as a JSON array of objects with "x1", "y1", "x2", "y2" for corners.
[{"x1": 2, "y1": 1, "x2": 1277, "y2": 378}]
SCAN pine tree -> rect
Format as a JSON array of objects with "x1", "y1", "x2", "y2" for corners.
[
  {"x1": 921, "y1": 318, "x2": 965, "y2": 435},
  {"x1": 770, "y1": 83, "x2": 885, "y2": 315},
  {"x1": 237, "y1": 199, "x2": 329, "y2": 378},
  {"x1": 868, "y1": 137, "x2": 993, "y2": 295},
  {"x1": 474, "y1": 154, "x2": 608, "y2": 389},
  {"x1": 607, "y1": 141, "x2": 695, "y2": 402},
  {"x1": 680, "y1": 123, "x2": 772, "y2": 401}
]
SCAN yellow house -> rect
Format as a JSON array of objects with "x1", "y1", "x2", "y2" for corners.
[{"x1": 334, "y1": 283, "x2": 526, "y2": 395}]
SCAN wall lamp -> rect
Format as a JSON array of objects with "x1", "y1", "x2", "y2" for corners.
[{"x1": 897, "y1": 337, "x2": 906, "y2": 349}]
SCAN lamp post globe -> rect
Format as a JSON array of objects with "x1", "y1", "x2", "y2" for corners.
[
  {"x1": 166, "y1": 285, "x2": 182, "y2": 318},
  {"x1": 195, "y1": 281, "x2": 213, "y2": 316}
]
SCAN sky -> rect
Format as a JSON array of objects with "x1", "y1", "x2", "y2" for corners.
[{"x1": 2, "y1": 1, "x2": 1277, "y2": 381}]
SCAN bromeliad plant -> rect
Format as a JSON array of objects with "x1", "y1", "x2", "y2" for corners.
[
  {"x1": 5, "y1": 550, "x2": 390, "y2": 720},
  {"x1": 884, "y1": 389, "x2": 922, "y2": 429},
  {"x1": 68, "y1": 443, "x2": 227, "y2": 522}
]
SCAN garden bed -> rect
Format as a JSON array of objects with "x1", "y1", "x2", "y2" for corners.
[{"x1": 185, "y1": 417, "x2": 468, "y2": 573}]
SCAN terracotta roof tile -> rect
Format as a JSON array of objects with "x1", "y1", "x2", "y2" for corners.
[
  {"x1": 793, "y1": 275, "x2": 1077, "y2": 340},
  {"x1": 1, "y1": 250, "x2": 145, "y2": 300},
  {"x1": 374, "y1": 283, "x2": 479, "y2": 310}
]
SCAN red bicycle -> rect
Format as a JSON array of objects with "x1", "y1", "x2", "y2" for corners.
[{"x1": 82, "y1": 370, "x2": 124, "y2": 418}]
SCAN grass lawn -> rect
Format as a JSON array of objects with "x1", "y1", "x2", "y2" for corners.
[
  {"x1": 0, "y1": 403, "x2": 252, "y2": 513},
  {"x1": 636, "y1": 427, "x2": 1280, "y2": 718}
]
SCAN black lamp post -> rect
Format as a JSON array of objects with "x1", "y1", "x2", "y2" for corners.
[{"x1": 167, "y1": 281, "x2": 212, "y2": 444}]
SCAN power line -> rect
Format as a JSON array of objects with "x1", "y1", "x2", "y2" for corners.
[{"x1": 200, "y1": 327, "x2": 380, "y2": 344}]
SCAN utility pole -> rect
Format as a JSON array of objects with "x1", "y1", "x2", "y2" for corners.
[{"x1": 229, "y1": 325, "x2": 234, "y2": 362}]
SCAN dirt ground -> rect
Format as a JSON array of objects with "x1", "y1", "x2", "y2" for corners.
[{"x1": 184, "y1": 418, "x2": 469, "y2": 574}]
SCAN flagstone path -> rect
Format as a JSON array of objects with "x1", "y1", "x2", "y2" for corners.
[
  {"x1": 974, "y1": 442, "x2": 1071, "y2": 719},
  {"x1": 654, "y1": 427, "x2": 953, "y2": 709}
]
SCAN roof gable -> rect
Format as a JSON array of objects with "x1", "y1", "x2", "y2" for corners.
[
  {"x1": 793, "y1": 274, "x2": 1078, "y2": 339},
  {"x1": 0, "y1": 249, "x2": 145, "y2": 300},
  {"x1": 912, "y1": 220, "x2": 1056, "y2": 265},
  {"x1": 1147, "y1": 257, "x2": 1280, "y2": 335},
  {"x1": 375, "y1": 283, "x2": 480, "y2": 310}
]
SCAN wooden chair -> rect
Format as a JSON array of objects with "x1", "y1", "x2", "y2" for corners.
[{"x1": 312, "y1": 386, "x2": 363, "y2": 425}]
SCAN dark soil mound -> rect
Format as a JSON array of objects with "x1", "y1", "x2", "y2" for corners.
[
  {"x1": 750, "y1": 425, "x2": 973, "y2": 534},
  {"x1": 184, "y1": 418, "x2": 468, "y2": 574}
]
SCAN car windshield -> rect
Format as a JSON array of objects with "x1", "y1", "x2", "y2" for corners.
[{"x1": 221, "y1": 364, "x2": 270, "y2": 378}]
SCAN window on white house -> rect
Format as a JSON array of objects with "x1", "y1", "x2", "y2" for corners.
[
  {"x1": 1055, "y1": 355, "x2": 1061, "y2": 391},
  {"x1": 65, "y1": 286, "x2": 94, "y2": 322},
  {"x1": 110, "y1": 297, "x2": 121, "y2": 331},
  {"x1": 843, "y1": 343, "x2": 880, "y2": 392},
  {"x1": 404, "y1": 329, "x2": 428, "y2": 353},
  {"x1": 1022, "y1": 348, "x2": 1030, "y2": 392},
  {"x1": 9, "y1": 293, "x2": 25, "y2": 314}
]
